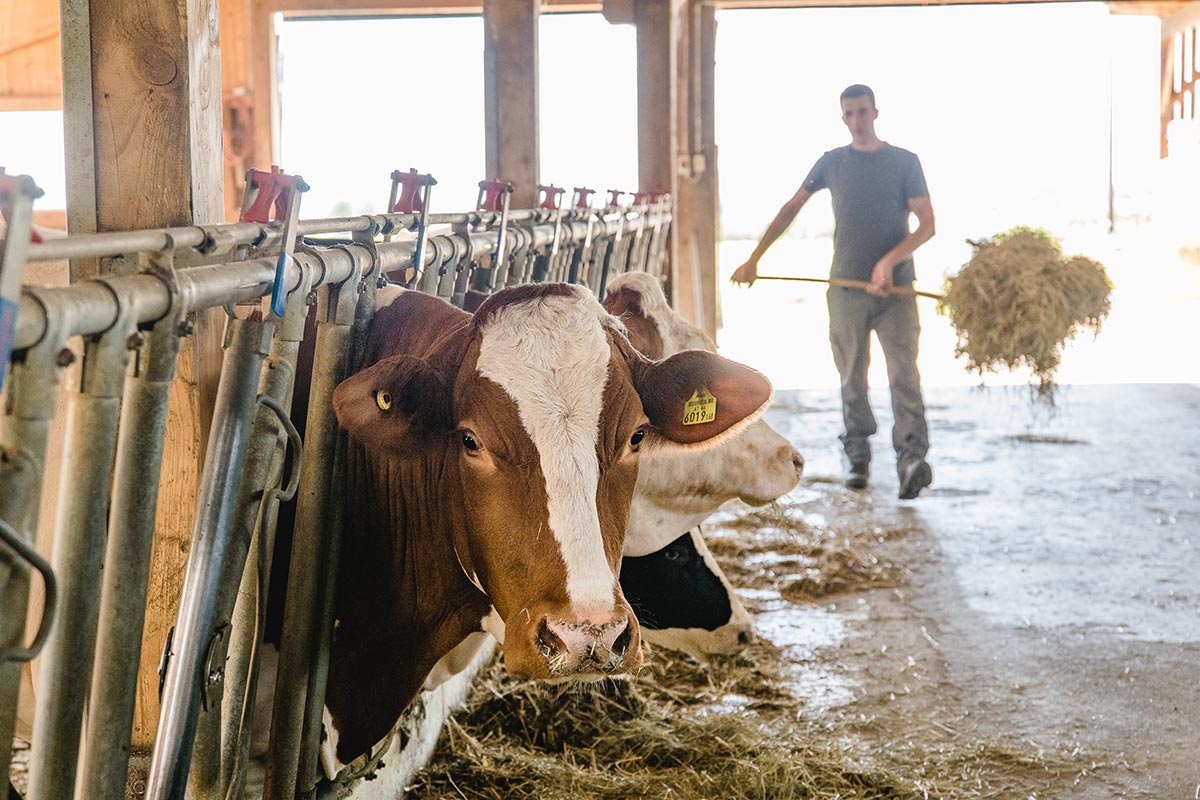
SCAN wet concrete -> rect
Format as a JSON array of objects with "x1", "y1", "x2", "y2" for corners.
[{"x1": 756, "y1": 383, "x2": 1200, "y2": 798}]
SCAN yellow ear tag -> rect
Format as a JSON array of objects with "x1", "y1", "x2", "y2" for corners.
[
  {"x1": 682, "y1": 388, "x2": 717, "y2": 426},
  {"x1": 375, "y1": 390, "x2": 393, "y2": 411}
]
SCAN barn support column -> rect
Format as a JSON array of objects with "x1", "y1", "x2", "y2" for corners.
[
  {"x1": 634, "y1": 0, "x2": 718, "y2": 334},
  {"x1": 484, "y1": 0, "x2": 539, "y2": 208},
  {"x1": 57, "y1": 0, "x2": 226, "y2": 764},
  {"x1": 672, "y1": 1, "x2": 718, "y2": 338},
  {"x1": 635, "y1": 0, "x2": 674, "y2": 198}
]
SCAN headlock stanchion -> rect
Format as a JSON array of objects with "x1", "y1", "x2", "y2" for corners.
[
  {"x1": 0, "y1": 172, "x2": 672, "y2": 800},
  {"x1": 0, "y1": 171, "x2": 51, "y2": 780},
  {"x1": 78, "y1": 250, "x2": 190, "y2": 800}
]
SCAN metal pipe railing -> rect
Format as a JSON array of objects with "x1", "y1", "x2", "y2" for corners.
[
  {"x1": 27, "y1": 285, "x2": 138, "y2": 800},
  {"x1": 0, "y1": 342, "x2": 60, "y2": 784},
  {"x1": 144, "y1": 315, "x2": 271, "y2": 800},
  {"x1": 263, "y1": 243, "x2": 372, "y2": 800},
  {"x1": 77, "y1": 267, "x2": 187, "y2": 800}
]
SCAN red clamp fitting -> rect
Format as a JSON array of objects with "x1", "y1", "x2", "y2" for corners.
[
  {"x1": 537, "y1": 184, "x2": 565, "y2": 211},
  {"x1": 0, "y1": 167, "x2": 42, "y2": 243},
  {"x1": 606, "y1": 189, "x2": 626, "y2": 208},
  {"x1": 240, "y1": 165, "x2": 301, "y2": 224},
  {"x1": 651, "y1": 191, "x2": 669, "y2": 204},
  {"x1": 477, "y1": 178, "x2": 515, "y2": 213},
  {"x1": 390, "y1": 168, "x2": 436, "y2": 214},
  {"x1": 572, "y1": 187, "x2": 595, "y2": 209},
  {"x1": 633, "y1": 191, "x2": 653, "y2": 207}
]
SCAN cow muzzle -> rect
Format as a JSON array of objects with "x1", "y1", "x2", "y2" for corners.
[{"x1": 504, "y1": 604, "x2": 642, "y2": 679}]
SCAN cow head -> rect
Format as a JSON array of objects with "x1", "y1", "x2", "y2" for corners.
[
  {"x1": 332, "y1": 284, "x2": 772, "y2": 685},
  {"x1": 604, "y1": 272, "x2": 804, "y2": 555}
]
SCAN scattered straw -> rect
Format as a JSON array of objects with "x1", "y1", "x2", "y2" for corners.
[
  {"x1": 706, "y1": 501, "x2": 908, "y2": 600},
  {"x1": 408, "y1": 499, "x2": 1076, "y2": 800},
  {"x1": 938, "y1": 227, "x2": 1112, "y2": 401}
]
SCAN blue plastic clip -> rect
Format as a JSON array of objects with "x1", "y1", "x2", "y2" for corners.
[
  {"x1": 270, "y1": 252, "x2": 289, "y2": 318},
  {"x1": 0, "y1": 296, "x2": 17, "y2": 393}
]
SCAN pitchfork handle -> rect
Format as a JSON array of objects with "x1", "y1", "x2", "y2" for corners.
[{"x1": 756, "y1": 274, "x2": 944, "y2": 301}]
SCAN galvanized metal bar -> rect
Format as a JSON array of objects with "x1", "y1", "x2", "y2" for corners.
[
  {"x1": 11, "y1": 215, "x2": 661, "y2": 353},
  {"x1": 0, "y1": 354, "x2": 61, "y2": 783},
  {"x1": 295, "y1": 235, "x2": 379, "y2": 800},
  {"x1": 193, "y1": 247, "x2": 311, "y2": 800},
  {"x1": 264, "y1": 249, "x2": 368, "y2": 800},
  {"x1": 77, "y1": 263, "x2": 188, "y2": 800},
  {"x1": 23, "y1": 209, "x2": 553, "y2": 266},
  {"x1": 27, "y1": 282, "x2": 138, "y2": 800},
  {"x1": 145, "y1": 314, "x2": 271, "y2": 800},
  {"x1": 0, "y1": 175, "x2": 51, "y2": 771}
]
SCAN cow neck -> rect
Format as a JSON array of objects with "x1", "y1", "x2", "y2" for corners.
[
  {"x1": 327, "y1": 301, "x2": 490, "y2": 764},
  {"x1": 328, "y1": 437, "x2": 489, "y2": 763}
]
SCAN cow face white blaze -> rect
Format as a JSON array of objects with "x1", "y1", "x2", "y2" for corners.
[{"x1": 475, "y1": 290, "x2": 622, "y2": 612}]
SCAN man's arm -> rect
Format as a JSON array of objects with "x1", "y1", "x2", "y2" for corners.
[
  {"x1": 730, "y1": 186, "x2": 813, "y2": 286},
  {"x1": 866, "y1": 195, "x2": 935, "y2": 296}
]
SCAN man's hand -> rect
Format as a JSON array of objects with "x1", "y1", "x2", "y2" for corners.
[
  {"x1": 867, "y1": 258, "x2": 894, "y2": 297},
  {"x1": 730, "y1": 259, "x2": 758, "y2": 287}
]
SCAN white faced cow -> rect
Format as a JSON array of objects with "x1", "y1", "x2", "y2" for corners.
[
  {"x1": 321, "y1": 282, "x2": 772, "y2": 766},
  {"x1": 603, "y1": 271, "x2": 803, "y2": 657}
]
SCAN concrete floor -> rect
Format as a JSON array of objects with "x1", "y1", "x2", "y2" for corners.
[{"x1": 757, "y1": 383, "x2": 1200, "y2": 798}]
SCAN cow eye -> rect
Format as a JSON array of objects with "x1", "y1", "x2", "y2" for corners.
[
  {"x1": 375, "y1": 391, "x2": 393, "y2": 411},
  {"x1": 629, "y1": 429, "x2": 646, "y2": 449},
  {"x1": 664, "y1": 546, "x2": 687, "y2": 562},
  {"x1": 461, "y1": 431, "x2": 481, "y2": 453}
]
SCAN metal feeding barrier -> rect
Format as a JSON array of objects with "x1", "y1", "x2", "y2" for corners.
[{"x1": 0, "y1": 167, "x2": 672, "y2": 800}]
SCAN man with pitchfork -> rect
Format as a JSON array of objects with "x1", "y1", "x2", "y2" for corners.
[{"x1": 732, "y1": 84, "x2": 936, "y2": 499}]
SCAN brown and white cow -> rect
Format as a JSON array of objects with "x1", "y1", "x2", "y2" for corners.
[
  {"x1": 321, "y1": 282, "x2": 772, "y2": 765},
  {"x1": 604, "y1": 271, "x2": 804, "y2": 657}
]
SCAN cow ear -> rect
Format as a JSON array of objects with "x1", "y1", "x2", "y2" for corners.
[
  {"x1": 633, "y1": 350, "x2": 771, "y2": 447},
  {"x1": 332, "y1": 354, "x2": 450, "y2": 455}
]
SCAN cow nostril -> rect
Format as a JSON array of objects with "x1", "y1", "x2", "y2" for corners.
[
  {"x1": 536, "y1": 619, "x2": 565, "y2": 661},
  {"x1": 610, "y1": 622, "x2": 633, "y2": 662},
  {"x1": 737, "y1": 629, "x2": 754, "y2": 646},
  {"x1": 791, "y1": 450, "x2": 805, "y2": 474}
]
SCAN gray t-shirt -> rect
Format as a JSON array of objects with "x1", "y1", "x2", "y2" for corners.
[{"x1": 802, "y1": 144, "x2": 929, "y2": 285}]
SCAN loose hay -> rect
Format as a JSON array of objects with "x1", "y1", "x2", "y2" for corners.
[
  {"x1": 706, "y1": 501, "x2": 907, "y2": 600},
  {"x1": 938, "y1": 227, "x2": 1112, "y2": 400},
  {"x1": 408, "y1": 499, "x2": 1074, "y2": 800}
]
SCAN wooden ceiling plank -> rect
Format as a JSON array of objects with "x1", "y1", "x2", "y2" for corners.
[{"x1": 0, "y1": 0, "x2": 60, "y2": 59}]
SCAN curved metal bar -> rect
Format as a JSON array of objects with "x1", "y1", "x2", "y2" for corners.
[
  {"x1": 0, "y1": 517, "x2": 57, "y2": 663},
  {"x1": 256, "y1": 393, "x2": 303, "y2": 503}
]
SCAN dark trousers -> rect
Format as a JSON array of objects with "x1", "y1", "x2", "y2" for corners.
[{"x1": 827, "y1": 287, "x2": 929, "y2": 473}]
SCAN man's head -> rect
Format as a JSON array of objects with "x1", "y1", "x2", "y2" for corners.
[{"x1": 839, "y1": 84, "x2": 878, "y2": 143}]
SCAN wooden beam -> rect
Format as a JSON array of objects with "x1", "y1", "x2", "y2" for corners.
[
  {"x1": 0, "y1": 0, "x2": 59, "y2": 59},
  {"x1": 0, "y1": 95, "x2": 62, "y2": 111},
  {"x1": 0, "y1": 35, "x2": 63, "y2": 108},
  {"x1": 1161, "y1": 32, "x2": 1173, "y2": 159},
  {"x1": 270, "y1": 0, "x2": 598, "y2": 14},
  {"x1": 483, "y1": 0, "x2": 539, "y2": 206},
  {"x1": 59, "y1": 0, "x2": 226, "y2": 747},
  {"x1": 635, "y1": 0, "x2": 674, "y2": 196},
  {"x1": 672, "y1": 1, "x2": 718, "y2": 337},
  {"x1": 714, "y1": 0, "x2": 1136, "y2": 7}
]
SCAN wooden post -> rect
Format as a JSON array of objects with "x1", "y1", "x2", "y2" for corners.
[
  {"x1": 483, "y1": 0, "x2": 539, "y2": 207},
  {"x1": 59, "y1": 0, "x2": 225, "y2": 748},
  {"x1": 673, "y1": 1, "x2": 718, "y2": 337}
]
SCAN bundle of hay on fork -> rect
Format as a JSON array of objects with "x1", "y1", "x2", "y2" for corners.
[{"x1": 938, "y1": 226, "x2": 1112, "y2": 399}]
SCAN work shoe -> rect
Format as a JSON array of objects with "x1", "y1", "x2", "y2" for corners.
[
  {"x1": 846, "y1": 462, "x2": 870, "y2": 490},
  {"x1": 898, "y1": 459, "x2": 933, "y2": 500}
]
